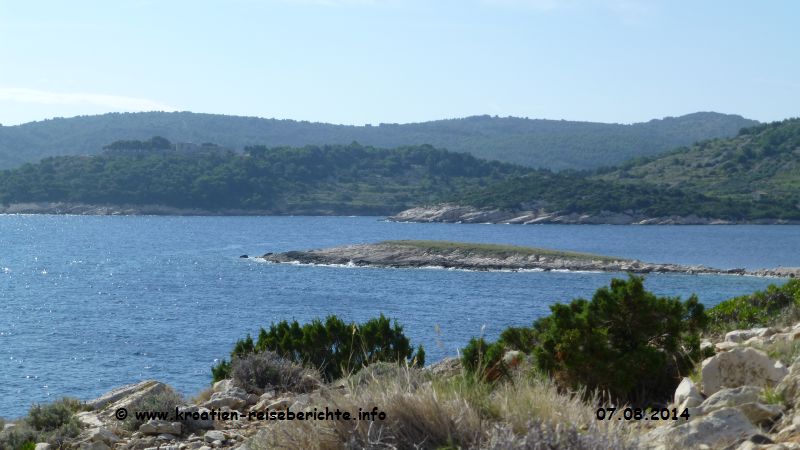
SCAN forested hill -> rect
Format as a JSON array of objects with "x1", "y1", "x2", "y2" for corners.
[
  {"x1": 0, "y1": 111, "x2": 756, "y2": 170},
  {"x1": 441, "y1": 119, "x2": 800, "y2": 221},
  {"x1": 2, "y1": 138, "x2": 794, "y2": 221},
  {"x1": 0, "y1": 143, "x2": 526, "y2": 215},
  {"x1": 597, "y1": 118, "x2": 800, "y2": 208}
]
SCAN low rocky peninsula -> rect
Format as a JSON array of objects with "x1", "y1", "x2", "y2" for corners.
[
  {"x1": 258, "y1": 240, "x2": 798, "y2": 277},
  {"x1": 388, "y1": 203, "x2": 800, "y2": 225}
]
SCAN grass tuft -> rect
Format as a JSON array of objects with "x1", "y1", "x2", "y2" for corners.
[{"x1": 248, "y1": 367, "x2": 641, "y2": 450}]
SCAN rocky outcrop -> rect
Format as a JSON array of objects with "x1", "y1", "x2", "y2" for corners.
[
  {"x1": 647, "y1": 322, "x2": 800, "y2": 449},
  {"x1": 701, "y1": 347, "x2": 789, "y2": 395},
  {"x1": 46, "y1": 372, "x2": 328, "y2": 450},
  {"x1": 259, "y1": 240, "x2": 795, "y2": 277},
  {"x1": 647, "y1": 408, "x2": 761, "y2": 449},
  {"x1": 389, "y1": 203, "x2": 800, "y2": 225}
]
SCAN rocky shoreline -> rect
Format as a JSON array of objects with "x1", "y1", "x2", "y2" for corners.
[
  {"x1": 3, "y1": 201, "x2": 799, "y2": 225},
  {"x1": 388, "y1": 203, "x2": 800, "y2": 225},
  {"x1": 257, "y1": 240, "x2": 799, "y2": 277}
]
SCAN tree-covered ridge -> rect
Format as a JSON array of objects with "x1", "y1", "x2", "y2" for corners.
[
  {"x1": 0, "y1": 143, "x2": 524, "y2": 214},
  {"x1": 0, "y1": 111, "x2": 756, "y2": 170},
  {"x1": 597, "y1": 118, "x2": 800, "y2": 208},
  {"x1": 1, "y1": 138, "x2": 795, "y2": 220},
  {"x1": 449, "y1": 168, "x2": 800, "y2": 220}
]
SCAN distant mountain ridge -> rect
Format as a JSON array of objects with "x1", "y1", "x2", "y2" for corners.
[{"x1": 0, "y1": 111, "x2": 757, "y2": 170}]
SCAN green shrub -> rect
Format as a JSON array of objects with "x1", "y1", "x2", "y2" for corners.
[
  {"x1": 211, "y1": 359, "x2": 232, "y2": 383},
  {"x1": 231, "y1": 351, "x2": 319, "y2": 394},
  {"x1": 214, "y1": 314, "x2": 424, "y2": 382},
  {"x1": 462, "y1": 276, "x2": 708, "y2": 405},
  {"x1": 532, "y1": 275, "x2": 707, "y2": 405},
  {"x1": 122, "y1": 387, "x2": 184, "y2": 431},
  {"x1": 461, "y1": 337, "x2": 508, "y2": 381},
  {"x1": 26, "y1": 397, "x2": 83, "y2": 432},
  {"x1": 707, "y1": 279, "x2": 800, "y2": 334},
  {"x1": 0, "y1": 397, "x2": 84, "y2": 449},
  {"x1": 0, "y1": 425, "x2": 38, "y2": 450}
]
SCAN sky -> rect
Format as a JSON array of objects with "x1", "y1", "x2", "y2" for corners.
[{"x1": 0, "y1": 0, "x2": 798, "y2": 126}]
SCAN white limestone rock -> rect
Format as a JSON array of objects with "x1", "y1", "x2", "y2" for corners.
[
  {"x1": 674, "y1": 377, "x2": 704, "y2": 407},
  {"x1": 646, "y1": 407, "x2": 759, "y2": 449},
  {"x1": 701, "y1": 348, "x2": 788, "y2": 395},
  {"x1": 139, "y1": 420, "x2": 182, "y2": 436}
]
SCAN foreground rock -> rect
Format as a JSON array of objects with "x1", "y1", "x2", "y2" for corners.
[
  {"x1": 646, "y1": 322, "x2": 800, "y2": 449},
  {"x1": 647, "y1": 408, "x2": 761, "y2": 449},
  {"x1": 389, "y1": 203, "x2": 800, "y2": 226},
  {"x1": 701, "y1": 347, "x2": 789, "y2": 395},
  {"x1": 260, "y1": 240, "x2": 775, "y2": 276}
]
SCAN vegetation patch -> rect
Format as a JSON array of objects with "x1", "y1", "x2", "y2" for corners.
[
  {"x1": 230, "y1": 351, "x2": 319, "y2": 394},
  {"x1": 382, "y1": 240, "x2": 622, "y2": 261},
  {"x1": 0, "y1": 142, "x2": 523, "y2": 214},
  {"x1": 598, "y1": 118, "x2": 800, "y2": 218},
  {"x1": 0, "y1": 398, "x2": 85, "y2": 449},
  {"x1": 248, "y1": 368, "x2": 641, "y2": 450},
  {"x1": 121, "y1": 386, "x2": 184, "y2": 431},
  {"x1": 213, "y1": 314, "x2": 425, "y2": 383},
  {"x1": 462, "y1": 275, "x2": 708, "y2": 406},
  {"x1": 706, "y1": 279, "x2": 800, "y2": 335}
]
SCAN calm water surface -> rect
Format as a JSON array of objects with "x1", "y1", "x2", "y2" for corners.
[{"x1": 1, "y1": 216, "x2": 797, "y2": 417}]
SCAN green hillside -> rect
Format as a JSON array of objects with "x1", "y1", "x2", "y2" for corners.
[
  {"x1": 444, "y1": 119, "x2": 800, "y2": 221},
  {"x1": 2, "y1": 136, "x2": 793, "y2": 220},
  {"x1": 597, "y1": 119, "x2": 800, "y2": 208},
  {"x1": 0, "y1": 111, "x2": 756, "y2": 170},
  {"x1": 0, "y1": 143, "x2": 524, "y2": 214},
  {"x1": 450, "y1": 169, "x2": 798, "y2": 221}
]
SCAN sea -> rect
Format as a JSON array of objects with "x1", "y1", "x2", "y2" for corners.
[{"x1": 1, "y1": 215, "x2": 797, "y2": 417}]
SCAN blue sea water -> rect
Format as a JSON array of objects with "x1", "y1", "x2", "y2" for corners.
[{"x1": 0, "y1": 215, "x2": 797, "y2": 417}]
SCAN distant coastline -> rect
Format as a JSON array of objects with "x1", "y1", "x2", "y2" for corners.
[
  {"x1": 3, "y1": 202, "x2": 799, "y2": 225},
  {"x1": 0, "y1": 202, "x2": 391, "y2": 217},
  {"x1": 388, "y1": 204, "x2": 800, "y2": 225}
]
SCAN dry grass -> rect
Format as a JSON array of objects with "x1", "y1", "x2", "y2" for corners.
[
  {"x1": 248, "y1": 366, "x2": 642, "y2": 450},
  {"x1": 381, "y1": 240, "x2": 622, "y2": 261},
  {"x1": 190, "y1": 386, "x2": 215, "y2": 404},
  {"x1": 122, "y1": 386, "x2": 184, "y2": 431}
]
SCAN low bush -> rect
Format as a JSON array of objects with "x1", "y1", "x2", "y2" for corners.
[
  {"x1": 122, "y1": 386, "x2": 184, "y2": 431},
  {"x1": 461, "y1": 324, "x2": 538, "y2": 382},
  {"x1": 213, "y1": 314, "x2": 425, "y2": 382},
  {"x1": 707, "y1": 279, "x2": 800, "y2": 334},
  {"x1": 231, "y1": 351, "x2": 320, "y2": 394},
  {"x1": 0, "y1": 425, "x2": 39, "y2": 450},
  {"x1": 0, "y1": 397, "x2": 84, "y2": 449}
]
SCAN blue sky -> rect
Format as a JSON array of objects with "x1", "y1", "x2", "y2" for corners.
[{"x1": 0, "y1": 0, "x2": 797, "y2": 125}]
